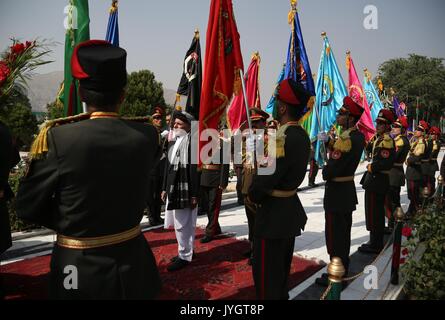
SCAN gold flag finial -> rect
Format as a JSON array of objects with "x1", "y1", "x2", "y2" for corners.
[
  {"x1": 110, "y1": 0, "x2": 118, "y2": 13},
  {"x1": 321, "y1": 31, "x2": 327, "y2": 38},
  {"x1": 346, "y1": 51, "x2": 351, "y2": 70},
  {"x1": 194, "y1": 29, "x2": 200, "y2": 39}
]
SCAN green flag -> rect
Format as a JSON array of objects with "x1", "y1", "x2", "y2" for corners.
[{"x1": 61, "y1": 0, "x2": 90, "y2": 116}]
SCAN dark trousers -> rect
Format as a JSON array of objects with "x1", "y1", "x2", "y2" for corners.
[
  {"x1": 364, "y1": 191, "x2": 385, "y2": 248},
  {"x1": 202, "y1": 186, "x2": 223, "y2": 237},
  {"x1": 309, "y1": 159, "x2": 319, "y2": 185},
  {"x1": 244, "y1": 200, "x2": 256, "y2": 242},
  {"x1": 385, "y1": 186, "x2": 401, "y2": 228},
  {"x1": 407, "y1": 179, "x2": 421, "y2": 215},
  {"x1": 252, "y1": 237, "x2": 295, "y2": 300},
  {"x1": 235, "y1": 167, "x2": 244, "y2": 204},
  {"x1": 325, "y1": 211, "x2": 352, "y2": 274},
  {"x1": 147, "y1": 175, "x2": 162, "y2": 222}
]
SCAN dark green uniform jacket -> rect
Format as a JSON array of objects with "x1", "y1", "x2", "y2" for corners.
[
  {"x1": 323, "y1": 128, "x2": 365, "y2": 212},
  {"x1": 16, "y1": 117, "x2": 162, "y2": 299},
  {"x1": 249, "y1": 125, "x2": 310, "y2": 239}
]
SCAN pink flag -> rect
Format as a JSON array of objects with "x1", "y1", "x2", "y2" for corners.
[
  {"x1": 346, "y1": 53, "x2": 376, "y2": 141},
  {"x1": 226, "y1": 52, "x2": 261, "y2": 132}
]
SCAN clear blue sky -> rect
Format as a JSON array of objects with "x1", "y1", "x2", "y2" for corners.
[{"x1": 1, "y1": 0, "x2": 444, "y2": 105}]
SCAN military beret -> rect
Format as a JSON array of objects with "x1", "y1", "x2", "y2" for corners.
[
  {"x1": 72, "y1": 40, "x2": 127, "y2": 91},
  {"x1": 417, "y1": 120, "x2": 429, "y2": 132},
  {"x1": 429, "y1": 126, "x2": 441, "y2": 135},
  {"x1": 339, "y1": 96, "x2": 364, "y2": 119},
  {"x1": 277, "y1": 78, "x2": 311, "y2": 109},
  {"x1": 376, "y1": 109, "x2": 395, "y2": 125},
  {"x1": 249, "y1": 107, "x2": 270, "y2": 122},
  {"x1": 392, "y1": 116, "x2": 408, "y2": 129}
]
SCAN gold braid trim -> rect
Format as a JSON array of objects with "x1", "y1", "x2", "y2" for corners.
[
  {"x1": 395, "y1": 135, "x2": 405, "y2": 148},
  {"x1": 122, "y1": 116, "x2": 152, "y2": 124},
  {"x1": 273, "y1": 121, "x2": 300, "y2": 159},
  {"x1": 30, "y1": 113, "x2": 90, "y2": 160},
  {"x1": 333, "y1": 128, "x2": 352, "y2": 153}
]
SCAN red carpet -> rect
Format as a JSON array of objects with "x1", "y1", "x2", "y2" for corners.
[{"x1": 1, "y1": 228, "x2": 324, "y2": 300}]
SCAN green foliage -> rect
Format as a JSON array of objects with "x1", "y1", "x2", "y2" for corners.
[
  {"x1": 377, "y1": 54, "x2": 445, "y2": 125},
  {"x1": 8, "y1": 162, "x2": 38, "y2": 232},
  {"x1": 401, "y1": 203, "x2": 445, "y2": 300},
  {"x1": 119, "y1": 70, "x2": 166, "y2": 117},
  {"x1": 46, "y1": 100, "x2": 64, "y2": 120},
  {"x1": 0, "y1": 89, "x2": 38, "y2": 150}
]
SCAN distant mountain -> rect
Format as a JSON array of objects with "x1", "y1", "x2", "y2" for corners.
[
  {"x1": 27, "y1": 71, "x2": 178, "y2": 112},
  {"x1": 27, "y1": 71, "x2": 63, "y2": 112}
]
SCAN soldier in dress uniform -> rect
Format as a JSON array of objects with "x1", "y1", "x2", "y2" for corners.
[
  {"x1": 314, "y1": 97, "x2": 365, "y2": 287},
  {"x1": 384, "y1": 116, "x2": 410, "y2": 233},
  {"x1": 421, "y1": 121, "x2": 433, "y2": 193},
  {"x1": 241, "y1": 108, "x2": 270, "y2": 262},
  {"x1": 147, "y1": 107, "x2": 166, "y2": 226},
  {"x1": 308, "y1": 141, "x2": 319, "y2": 188},
  {"x1": 15, "y1": 40, "x2": 162, "y2": 299},
  {"x1": 200, "y1": 128, "x2": 230, "y2": 243},
  {"x1": 428, "y1": 126, "x2": 441, "y2": 196},
  {"x1": 248, "y1": 79, "x2": 311, "y2": 300},
  {"x1": 405, "y1": 121, "x2": 428, "y2": 216},
  {"x1": 358, "y1": 109, "x2": 396, "y2": 254}
]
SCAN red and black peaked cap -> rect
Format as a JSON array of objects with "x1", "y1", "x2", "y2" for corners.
[
  {"x1": 277, "y1": 78, "x2": 311, "y2": 109},
  {"x1": 71, "y1": 40, "x2": 127, "y2": 91},
  {"x1": 339, "y1": 96, "x2": 364, "y2": 119}
]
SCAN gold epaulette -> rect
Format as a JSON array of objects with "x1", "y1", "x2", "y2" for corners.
[
  {"x1": 121, "y1": 116, "x2": 152, "y2": 124},
  {"x1": 432, "y1": 141, "x2": 439, "y2": 152},
  {"x1": 272, "y1": 121, "x2": 300, "y2": 159},
  {"x1": 333, "y1": 129, "x2": 352, "y2": 153},
  {"x1": 29, "y1": 113, "x2": 90, "y2": 160},
  {"x1": 413, "y1": 139, "x2": 426, "y2": 156},
  {"x1": 378, "y1": 133, "x2": 394, "y2": 149},
  {"x1": 395, "y1": 135, "x2": 405, "y2": 148}
]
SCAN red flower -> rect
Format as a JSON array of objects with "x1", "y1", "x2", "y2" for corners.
[
  {"x1": 402, "y1": 248, "x2": 409, "y2": 256},
  {"x1": 0, "y1": 61, "x2": 10, "y2": 86},
  {"x1": 400, "y1": 258, "x2": 406, "y2": 264},
  {"x1": 402, "y1": 227, "x2": 413, "y2": 238},
  {"x1": 25, "y1": 41, "x2": 33, "y2": 49},
  {"x1": 11, "y1": 42, "x2": 25, "y2": 55}
]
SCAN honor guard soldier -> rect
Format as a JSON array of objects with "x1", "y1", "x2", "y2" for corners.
[
  {"x1": 384, "y1": 116, "x2": 410, "y2": 232},
  {"x1": 248, "y1": 79, "x2": 311, "y2": 300},
  {"x1": 421, "y1": 121, "x2": 433, "y2": 193},
  {"x1": 308, "y1": 141, "x2": 319, "y2": 188},
  {"x1": 315, "y1": 97, "x2": 365, "y2": 287},
  {"x1": 147, "y1": 107, "x2": 166, "y2": 226},
  {"x1": 405, "y1": 121, "x2": 428, "y2": 216},
  {"x1": 428, "y1": 126, "x2": 441, "y2": 196},
  {"x1": 241, "y1": 108, "x2": 270, "y2": 261},
  {"x1": 16, "y1": 40, "x2": 162, "y2": 299},
  {"x1": 200, "y1": 128, "x2": 230, "y2": 243},
  {"x1": 358, "y1": 109, "x2": 396, "y2": 254}
]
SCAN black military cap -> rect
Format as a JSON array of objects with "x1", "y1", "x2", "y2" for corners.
[{"x1": 71, "y1": 40, "x2": 127, "y2": 91}]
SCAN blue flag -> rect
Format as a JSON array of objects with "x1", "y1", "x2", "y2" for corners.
[
  {"x1": 310, "y1": 35, "x2": 347, "y2": 166},
  {"x1": 265, "y1": 64, "x2": 285, "y2": 117},
  {"x1": 393, "y1": 96, "x2": 406, "y2": 118},
  {"x1": 266, "y1": 5, "x2": 315, "y2": 119},
  {"x1": 106, "y1": 2, "x2": 119, "y2": 46},
  {"x1": 363, "y1": 72, "x2": 383, "y2": 125}
]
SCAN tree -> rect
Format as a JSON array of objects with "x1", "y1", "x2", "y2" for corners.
[
  {"x1": 47, "y1": 100, "x2": 64, "y2": 120},
  {"x1": 0, "y1": 89, "x2": 38, "y2": 150},
  {"x1": 376, "y1": 54, "x2": 445, "y2": 126},
  {"x1": 119, "y1": 70, "x2": 166, "y2": 117}
]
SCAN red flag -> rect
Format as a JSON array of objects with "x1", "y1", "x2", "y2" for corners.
[
  {"x1": 199, "y1": 0, "x2": 244, "y2": 162},
  {"x1": 346, "y1": 52, "x2": 376, "y2": 141},
  {"x1": 226, "y1": 52, "x2": 260, "y2": 132}
]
